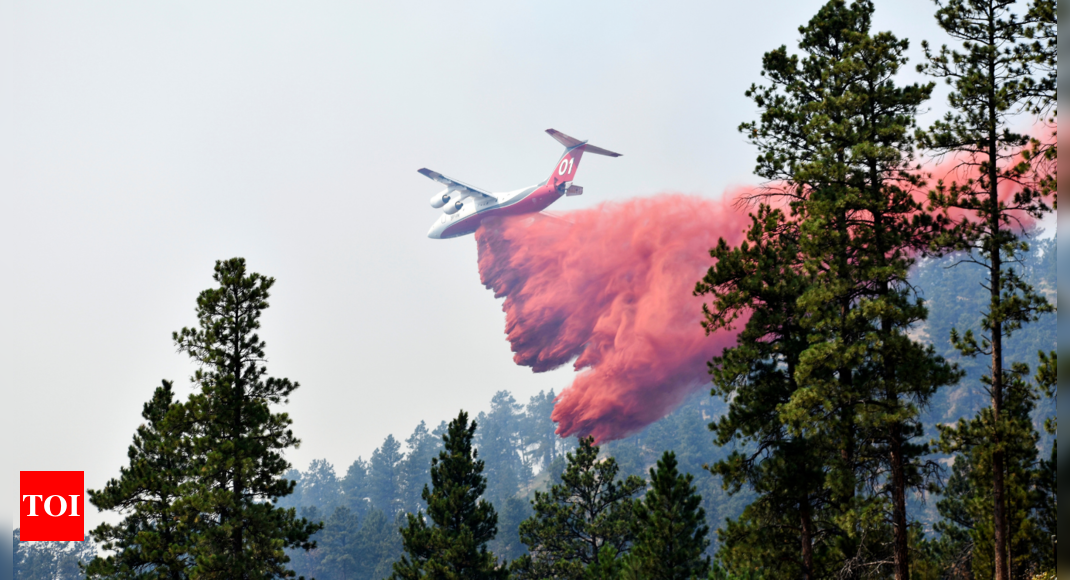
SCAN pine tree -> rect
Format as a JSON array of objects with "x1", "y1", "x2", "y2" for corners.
[
  {"x1": 625, "y1": 452, "x2": 710, "y2": 580},
  {"x1": 583, "y1": 546, "x2": 623, "y2": 580},
  {"x1": 707, "y1": 2, "x2": 960, "y2": 578},
  {"x1": 478, "y1": 391, "x2": 531, "y2": 507},
  {"x1": 368, "y1": 434, "x2": 405, "y2": 516},
  {"x1": 390, "y1": 410, "x2": 506, "y2": 580},
  {"x1": 490, "y1": 496, "x2": 533, "y2": 564},
  {"x1": 933, "y1": 360, "x2": 1051, "y2": 578},
  {"x1": 922, "y1": 352, "x2": 1056, "y2": 578},
  {"x1": 302, "y1": 459, "x2": 344, "y2": 515},
  {"x1": 512, "y1": 437, "x2": 645, "y2": 580},
  {"x1": 341, "y1": 458, "x2": 370, "y2": 519},
  {"x1": 1018, "y1": 0, "x2": 1057, "y2": 204},
  {"x1": 400, "y1": 421, "x2": 441, "y2": 514},
  {"x1": 780, "y1": 3, "x2": 960, "y2": 574},
  {"x1": 917, "y1": 2, "x2": 1057, "y2": 578},
  {"x1": 696, "y1": 206, "x2": 838, "y2": 579},
  {"x1": 357, "y1": 509, "x2": 403, "y2": 580},
  {"x1": 172, "y1": 258, "x2": 319, "y2": 579},
  {"x1": 319, "y1": 506, "x2": 359, "y2": 580},
  {"x1": 84, "y1": 380, "x2": 190, "y2": 580},
  {"x1": 924, "y1": 457, "x2": 977, "y2": 579},
  {"x1": 522, "y1": 390, "x2": 561, "y2": 470}
]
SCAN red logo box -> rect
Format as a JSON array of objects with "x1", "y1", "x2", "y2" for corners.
[{"x1": 20, "y1": 471, "x2": 84, "y2": 541}]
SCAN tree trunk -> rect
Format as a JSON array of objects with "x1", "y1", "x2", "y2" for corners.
[
  {"x1": 987, "y1": 14, "x2": 1007, "y2": 575},
  {"x1": 990, "y1": 226, "x2": 1007, "y2": 580},
  {"x1": 890, "y1": 421, "x2": 910, "y2": 580},
  {"x1": 800, "y1": 495, "x2": 814, "y2": 580},
  {"x1": 233, "y1": 307, "x2": 246, "y2": 578},
  {"x1": 872, "y1": 195, "x2": 910, "y2": 580}
]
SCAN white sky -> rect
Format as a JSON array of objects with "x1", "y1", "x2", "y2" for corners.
[{"x1": 3, "y1": 0, "x2": 1035, "y2": 534}]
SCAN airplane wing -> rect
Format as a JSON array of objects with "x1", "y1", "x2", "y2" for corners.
[{"x1": 418, "y1": 168, "x2": 497, "y2": 200}]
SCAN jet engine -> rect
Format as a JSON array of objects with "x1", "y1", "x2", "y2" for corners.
[
  {"x1": 443, "y1": 198, "x2": 465, "y2": 215},
  {"x1": 430, "y1": 189, "x2": 452, "y2": 209}
]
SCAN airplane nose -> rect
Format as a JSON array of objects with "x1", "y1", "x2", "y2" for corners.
[{"x1": 427, "y1": 224, "x2": 442, "y2": 239}]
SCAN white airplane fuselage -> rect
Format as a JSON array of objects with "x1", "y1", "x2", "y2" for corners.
[
  {"x1": 422, "y1": 130, "x2": 621, "y2": 239},
  {"x1": 427, "y1": 183, "x2": 562, "y2": 239}
]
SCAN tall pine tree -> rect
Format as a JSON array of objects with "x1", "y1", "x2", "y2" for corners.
[
  {"x1": 709, "y1": 2, "x2": 962, "y2": 578},
  {"x1": 918, "y1": 2, "x2": 1057, "y2": 578},
  {"x1": 390, "y1": 411, "x2": 506, "y2": 580},
  {"x1": 696, "y1": 206, "x2": 837, "y2": 579},
  {"x1": 172, "y1": 258, "x2": 319, "y2": 579},
  {"x1": 341, "y1": 458, "x2": 370, "y2": 519},
  {"x1": 368, "y1": 435, "x2": 406, "y2": 517},
  {"x1": 624, "y1": 451, "x2": 710, "y2": 580},
  {"x1": 478, "y1": 391, "x2": 531, "y2": 507},
  {"x1": 522, "y1": 390, "x2": 561, "y2": 470}
]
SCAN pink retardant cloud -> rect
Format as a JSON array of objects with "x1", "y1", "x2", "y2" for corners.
[{"x1": 475, "y1": 193, "x2": 753, "y2": 442}]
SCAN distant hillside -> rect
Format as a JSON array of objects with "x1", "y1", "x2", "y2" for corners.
[{"x1": 913, "y1": 235, "x2": 1056, "y2": 445}]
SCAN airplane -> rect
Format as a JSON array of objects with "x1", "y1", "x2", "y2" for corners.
[{"x1": 422, "y1": 129, "x2": 622, "y2": 239}]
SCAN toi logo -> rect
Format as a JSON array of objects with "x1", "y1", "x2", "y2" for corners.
[{"x1": 20, "y1": 471, "x2": 85, "y2": 541}]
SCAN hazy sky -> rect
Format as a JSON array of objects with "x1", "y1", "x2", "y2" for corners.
[{"x1": 4, "y1": 0, "x2": 1041, "y2": 533}]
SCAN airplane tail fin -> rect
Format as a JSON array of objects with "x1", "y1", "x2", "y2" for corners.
[
  {"x1": 546, "y1": 129, "x2": 622, "y2": 157},
  {"x1": 544, "y1": 129, "x2": 621, "y2": 189}
]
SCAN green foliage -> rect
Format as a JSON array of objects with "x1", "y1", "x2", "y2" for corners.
[
  {"x1": 1018, "y1": 0, "x2": 1057, "y2": 116},
  {"x1": 171, "y1": 258, "x2": 320, "y2": 579},
  {"x1": 286, "y1": 507, "x2": 402, "y2": 580},
  {"x1": 318, "y1": 506, "x2": 359, "y2": 580},
  {"x1": 928, "y1": 355, "x2": 1057, "y2": 578},
  {"x1": 477, "y1": 391, "x2": 533, "y2": 507},
  {"x1": 513, "y1": 437, "x2": 645, "y2": 580},
  {"x1": 707, "y1": 561, "x2": 763, "y2": 580},
  {"x1": 489, "y1": 495, "x2": 533, "y2": 564},
  {"x1": 342, "y1": 458, "x2": 371, "y2": 518},
  {"x1": 583, "y1": 546, "x2": 623, "y2": 580},
  {"x1": 599, "y1": 395, "x2": 751, "y2": 554},
  {"x1": 522, "y1": 390, "x2": 562, "y2": 469},
  {"x1": 696, "y1": 203, "x2": 837, "y2": 578},
  {"x1": 278, "y1": 390, "x2": 586, "y2": 580},
  {"x1": 703, "y1": 1, "x2": 964, "y2": 578},
  {"x1": 359, "y1": 510, "x2": 405, "y2": 579},
  {"x1": 85, "y1": 258, "x2": 318, "y2": 580},
  {"x1": 390, "y1": 411, "x2": 506, "y2": 580},
  {"x1": 369, "y1": 435, "x2": 406, "y2": 518},
  {"x1": 302, "y1": 459, "x2": 345, "y2": 517},
  {"x1": 401, "y1": 421, "x2": 442, "y2": 515},
  {"x1": 84, "y1": 381, "x2": 191, "y2": 579},
  {"x1": 917, "y1": 1, "x2": 1057, "y2": 577},
  {"x1": 626, "y1": 452, "x2": 711, "y2": 580}
]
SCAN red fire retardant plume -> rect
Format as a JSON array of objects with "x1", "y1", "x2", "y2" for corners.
[
  {"x1": 474, "y1": 140, "x2": 1051, "y2": 443},
  {"x1": 475, "y1": 193, "x2": 754, "y2": 442}
]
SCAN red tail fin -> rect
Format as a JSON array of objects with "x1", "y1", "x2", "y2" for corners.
[{"x1": 547, "y1": 146, "x2": 586, "y2": 189}]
